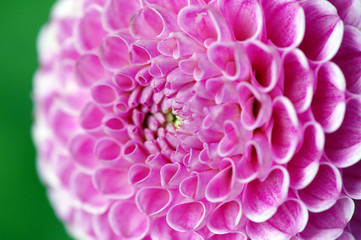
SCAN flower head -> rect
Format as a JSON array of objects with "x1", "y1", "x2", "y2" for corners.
[{"x1": 34, "y1": 0, "x2": 361, "y2": 239}]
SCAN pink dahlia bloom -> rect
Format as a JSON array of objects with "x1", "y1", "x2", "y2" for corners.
[{"x1": 33, "y1": 0, "x2": 361, "y2": 239}]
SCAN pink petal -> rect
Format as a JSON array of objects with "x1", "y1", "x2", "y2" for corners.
[
  {"x1": 109, "y1": 201, "x2": 149, "y2": 239},
  {"x1": 102, "y1": 0, "x2": 141, "y2": 31},
  {"x1": 75, "y1": 5, "x2": 107, "y2": 52},
  {"x1": 247, "y1": 199, "x2": 308, "y2": 240},
  {"x1": 333, "y1": 25, "x2": 361, "y2": 95},
  {"x1": 207, "y1": 42, "x2": 250, "y2": 81},
  {"x1": 136, "y1": 187, "x2": 172, "y2": 216},
  {"x1": 102, "y1": 115, "x2": 129, "y2": 142},
  {"x1": 94, "y1": 137, "x2": 127, "y2": 166},
  {"x1": 166, "y1": 201, "x2": 207, "y2": 232},
  {"x1": 328, "y1": 0, "x2": 361, "y2": 29},
  {"x1": 69, "y1": 134, "x2": 98, "y2": 172},
  {"x1": 300, "y1": 197, "x2": 355, "y2": 240},
  {"x1": 262, "y1": 0, "x2": 305, "y2": 49},
  {"x1": 237, "y1": 82, "x2": 272, "y2": 130},
  {"x1": 208, "y1": 232, "x2": 247, "y2": 240},
  {"x1": 130, "y1": 39, "x2": 160, "y2": 65},
  {"x1": 325, "y1": 97, "x2": 361, "y2": 168},
  {"x1": 205, "y1": 159, "x2": 244, "y2": 202},
  {"x1": 123, "y1": 140, "x2": 149, "y2": 163},
  {"x1": 297, "y1": 163, "x2": 342, "y2": 212},
  {"x1": 178, "y1": 6, "x2": 218, "y2": 46},
  {"x1": 242, "y1": 166, "x2": 289, "y2": 222},
  {"x1": 288, "y1": 122, "x2": 324, "y2": 189},
  {"x1": 271, "y1": 96, "x2": 299, "y2": 164},
  {"x1": 91, "y1": 80, "x2": 119, "y2": 106},
  {"x1": 180, "y1": 170, "x2": 217, "y2": 200},
  {"x1": 93, "y1": 167, "x2": 134, "y2": 199},
  {"x1": 239, "y1": 135, "x2": 272, "y2": 183},
  {"x1": 282, "y1": 49, "x2": 313, "y2": 113},
  {"x1": 207, "y1": 200, "x2": 242, "y2": 234},
  {"x1": 70, "y1": 171, "x2": 109, "y2": 214},
  {"x1": 75, "y1": 53, "x2": 106, "y2": 87},
  {"x1": 311, "y1": 62, "x2": 346, "y2": 133},
  {"x1": 99, "y1": 33, "x2": 132, "y2": 70},
  {"x1": 246, "y1": 41, "x2": 281, "y2": 93},
  {"x1": 342, "y1": 160, "x2": 361, "y2": 199},
  {"x1": 128, "y1": 163, "x2": 160, "y2": 187},
  {"x1": 219, "y1": 0, "x2": 263, "y2": 41},
  {"x1": 160, "y1": 162, "x2": 188, "y2": 188},
  {"x1": 299, "y1": 0, "x2": 344, "y2": 62},
  {"x1": 350, "y1": 200, "x2": 361, "y2": 238}
]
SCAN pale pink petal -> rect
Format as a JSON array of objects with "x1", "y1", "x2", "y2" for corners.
[
  {"x1": 166, "y1": 201, "x2": 207, "y2": 232},
  {"x1": 102, "y1": 0, "x2": 141, "y2": 31},
  {"x1": 70, "y1": 171, "x2": 109, "y2": 214},
  {"x1": 128, "y1": 163, "x2": 160, "y2": 187},
  {"x1": 75, "y1": 53, "x2": 106, "y2": 87},
  {"x1": 242, "y1": 166, "x2": 289, "y2": 222},
  {"x1": 69, "y1": 134, "x2": 98, "y2": 172},
  {"x1": 160, "y1": 162, "x2": 188, "y2": 188},
  {"x1": 180, "y1": 170, "x2": 217, "y2": 200},
  {"x1": 207, "y1": 200, "x2": 242, "y2": 234},
  {"x1": 136, "y1": 187, "x2": 172, "y2": 216},
  {"x1": 109, "y1": 201, "x2": 149, "y2": 239},
  {"x1": 93, "y1": 167, "x2": 134, "y2": 199}
]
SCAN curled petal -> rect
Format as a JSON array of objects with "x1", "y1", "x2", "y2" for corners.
[
  {"x1": 246, "y1": 41, "x2": 281, "y2": 93},
  {"x1": 166, "y1": 201, "x2": 207, "y2": 232},
  {"x1": 205, "y1": 159, "x2": 243, "y2": 203},
  {"x1": 50, "y1": 105, "x2": 78, "y2": 145},
  {"x1": 271, "y1": 96, "x2": 299, "y2": 164},
  {"x1": 208, "y1": 42, "x2": 250, "y2": 81},
  {"x1": 160, "y1": 162, "x2": 188, "y2": 188},
  {"x1": 282, "y1": 49, "x2": 313, "y2": 113},
  {"x1": 123, "y1": 140, "x2": 148, "y2": 163},
  {"x1": 207, "y1": 200, "x2": 242, "y2": 234},
  {"x1": 311, "y1": 62, "x2": 346, "y2": 133},
  {"x1": 218, "y1": 120, "x2": 252, "y2": 157},
  {"x1": 91, "y1": 80, "x2": 120, "y2": 106},
  {"x1": 130, "y1": 6, "x2": 177, "y2": 39},
  {"x1": 299, "y1": 0, "x2": 344, "y2": 63},
  {"x1": 75, "y1": 53, "x2": 106, "y2": 87},
  {"x1": 237, "y1": 82, "x2": 272, "y2": 130},
  {"x1": 178, "y1": 6, "x2": 218, "y2": 46},
  {"x1": 247, "y1": 199, "x2": 308, "y2": 240},
  {"x1": 262, "y1": 0, "x2": 305, "y2": 49},
  {"x1": 94, "y1": 137, "x2": 127, "y2": 166},
  {"x1": 93, "y1": 167, "x2": 134, "y2": 199},
  {"x1": 180, "y1": 170, "x2": 217, "y2": 200},
  {"x1": 109, "y1": 201, "x2": 149, "y2": 239},
  {"x1": 130, "y1": 39, "x2": 160, "y2": 65},
  {"x1": 102, "y1": 0, "x2": 141, "y2": 31},
  {"x1": 70, "y1": 171, "x2": 109, "y2": 214},
  {"x1": 113, "y1": 65, "x2": 142, "y2": 91},
  {"x1": 136, "y1": 187, "x2": 172, "y2": 216},
  {"x1": 242, "y1": 166, "x2": 290, "y2": 222},
  {"x1": 325, "y1": 97, "x2": 361, "y2": 168},
  {"x1": 69, "y1": 134, "x2": 98, "y2": 172},
  {"x1": 128, "y1": 163, "x2": 160, "y2": 187},
  {"x1": 102, "y1": 115, "x2": 129, "y2": 142},
  {"x1": 75, "y1": 5, "x2": 107, "y2": 52},
  {"x1": 236, "y1": 132, "x2": 271, "y2": 183},
  {"x1": 99, "y1": 32, "x2": 133, "y2": 70},
  {"x1": 79, "y1": 102, "x2": 104, "y2": 133},
  {"x1": 298, "y1": 163, "x2": 342, "y2": 212},
  {"x1": 149, "y1": 56, "x2": 179, "y2": 78},
  {"x1": 300, "y1": 197, "x2": 355, "y2": 240},
  {"x1": 219, "y1": 0, "x2": 263, "y2": 41},
  {"x1": 288, "y1": 122, "x2": 324, "y2": 190}
]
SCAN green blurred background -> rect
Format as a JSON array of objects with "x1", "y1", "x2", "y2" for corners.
[{"x1": 0, "y1": 0, "x2": 72, "y2": 239}]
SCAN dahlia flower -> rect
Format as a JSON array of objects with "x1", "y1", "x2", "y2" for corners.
[{"x1": 33, "y1": 0, "x2": 361, "y2": 239}]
